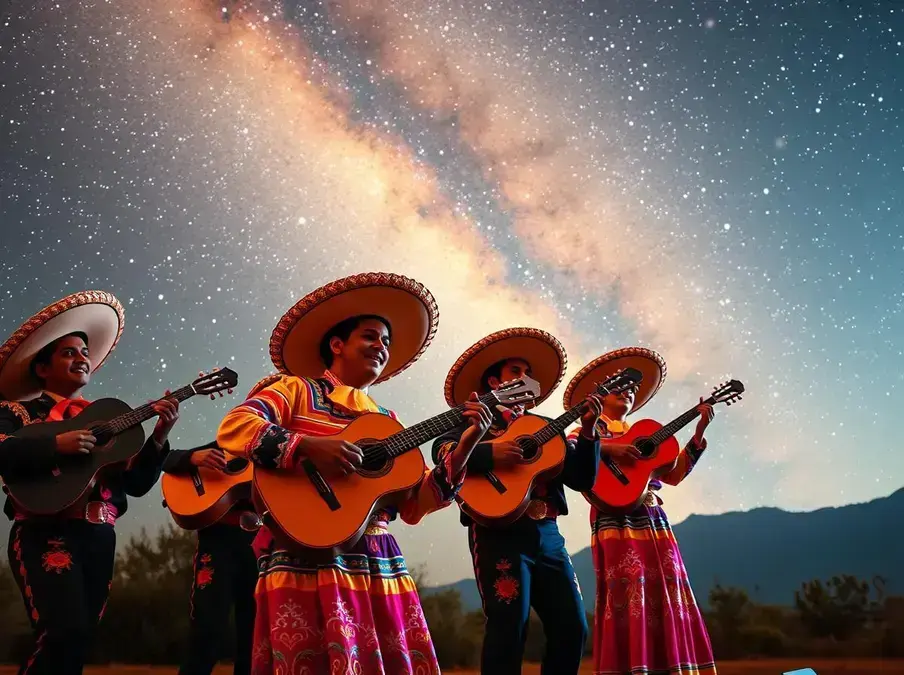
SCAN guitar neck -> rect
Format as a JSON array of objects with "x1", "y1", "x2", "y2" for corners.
[
  {"x1": 382, "y1": 391, "x2": 503, "y2": 458},
  {"x1": 649, "y1": 396, "x2": 715, "y2": 446},
  {"x1": 533, "y1": 404, "x2": 585, "y2": 446},
  {"x1": 106, "y1": 385, "x2": 197, "y2": 435}
]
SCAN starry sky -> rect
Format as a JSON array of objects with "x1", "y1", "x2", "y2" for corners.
[{"x1": 1, "y1": 0, "x2": 901, "y2": 585}]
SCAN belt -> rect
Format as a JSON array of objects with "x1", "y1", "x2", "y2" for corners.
[
  {"x1": 14, "y1": 500, "x2": 118, "y2": 525},
  {"x1": 642, "y1": 490, "x2": 663, "y2": 507},
  {"x1": 364, "y1": 521, "x2": 389, "y2": 535},
  {"x1": 62, "y1": 501, "x2": 118, "y2": 525},
  {"x1": 524, "y1": 499, "x2": 558, "y2": 521}
]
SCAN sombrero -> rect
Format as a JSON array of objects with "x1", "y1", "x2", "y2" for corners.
[
  {"x1": 269, "y1": 272, "x2": 439, "y2": 385},
  {"x1": 443, "y1": 327, "x2": 567, "y2": 407},
  {"x1": 0, "y1": 291, "x2": 125, "y2": 401},
  {"x1": 562, "y1": 346, "x2": 666, "y2": 413}
]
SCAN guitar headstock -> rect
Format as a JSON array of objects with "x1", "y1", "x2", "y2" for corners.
[
  {"x1": 192, "y1": 367, "x2": 239, "y2": 397},
  {"x1": 709, "y1": 379, "x2": 744, "y2": 406},
  {"x1": 593, "y1": 367, "x2": 644, "y2": 397},
  {"x1": 490, "y1": 375, "x2": 542, "y2": 408}
]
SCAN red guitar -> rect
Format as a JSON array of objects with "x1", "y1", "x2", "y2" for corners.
[{"x1": 584, "y1": 379, "x2": 744, "y2": 513}]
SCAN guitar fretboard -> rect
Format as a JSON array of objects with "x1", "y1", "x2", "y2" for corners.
[
  {"x1": 380, "y1": 390, "x2": 503, "y2": 458},
  {"x1": 102, "y1": 385, "x2": 196, "y2": 435},
  {"x1": 649, "y1": 397, "x2": 714, "y2": 446}
]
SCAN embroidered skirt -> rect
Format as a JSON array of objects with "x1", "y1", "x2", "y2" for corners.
[
  {"x1": 250, "y1": 524, "x2": 440, "y2": 675},
  {"x1": 590, "y1": 505, "x2": 717, "y2": 675}
]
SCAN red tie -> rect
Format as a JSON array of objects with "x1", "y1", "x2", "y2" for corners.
[{"x1": 47, "y1": 397, "x2": 90, "y2": 422}]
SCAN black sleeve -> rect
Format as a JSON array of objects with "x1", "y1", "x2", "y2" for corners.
[
  {"x1": 161, "y1": 440, "x2": 219, "y2": 475},
  {"x1": 561, "y1": 430, "x2": 600, "y2": 492},
  {"x1": 0, "y1": 403, "x2": 58, "y2": 478},
  {"x1": 161, "y1": 448, "x2": 197, "y2": 475},
  {"x1": 121, "y1": 437, "x2": 167, "y2": 497},
  {"x1": 431, "y1": 426, "x2": 494, "y2": 474}
]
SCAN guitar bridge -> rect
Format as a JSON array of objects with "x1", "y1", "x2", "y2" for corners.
[
  {"x1": 302, "y1": 459, "x2": 341, "y2": 511},
  {"x1": 484, "y1": 471, "x2": 507, "y2": 494},
  {"x1": 603, "y1": 457, "x2": 630, "y2": 485},
  {"x1": 191, "y1": 469, "x2": 205, "y2": 496}
]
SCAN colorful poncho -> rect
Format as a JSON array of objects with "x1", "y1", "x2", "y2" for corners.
[{"x1": 217, "y1": 370, "x2": 462, "y2": 675}]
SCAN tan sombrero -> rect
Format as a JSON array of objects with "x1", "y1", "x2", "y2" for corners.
[
  {"x1": 269, "y1": 272, "x2": 439, "y2": 385},
  {"x1": 563, "y1": 347, "x2": 667, "y2": 413},
  {"x1": 0, "y1": 291, "x2": 125, "y2": 401},
  {"x1": 444, "y1": 327, "x2": 567, "y2": 407}
]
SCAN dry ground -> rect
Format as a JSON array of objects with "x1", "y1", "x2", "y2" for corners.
[{"x1": 1, "y1": 661, "x2": 902, "y2": 674}]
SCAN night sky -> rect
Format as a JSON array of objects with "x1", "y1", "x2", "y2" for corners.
[{"x1": 1, "y1": 0, "x2": 901, "y2": 585}]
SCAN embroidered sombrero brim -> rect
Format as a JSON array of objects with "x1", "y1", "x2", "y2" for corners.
[
  {"x1": 270, "y1": 272, "x2": 439, "y2": 384},
  {"x1": 444, "y1": 328, "x2": 567, "y2": 407},
  {"x1": 0, "y1": 291, "x2": 125, "y2": 401},
  {"x1": 562, "y1": 347, "x2": 666, "y2": 413}
]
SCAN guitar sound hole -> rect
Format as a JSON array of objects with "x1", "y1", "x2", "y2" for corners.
[
  {"x1": 634, "y1": 438, "x2": 656, "y2": 459},
  {"x1": 225, "y1": 458, "x2": 249, "y2": 474},
  {"x1": 358, "y1": 441, "x2": 389, "y2": 474},
  {"x1": 89, "y1": 425, "x2": 113, "y2": 447},
  {"x1": 518, "y1": 437, "x2": 541, "y2": 462}
]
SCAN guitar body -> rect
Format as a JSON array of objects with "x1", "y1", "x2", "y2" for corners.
[
  {"x1": 162, "y1": 455, "x2": 254, "y2": 530},
  {"x1": 583, "y1": 418, "x2": 681, "y2": 513},
  {"x1": 4, "y1": 398, "x2": 145, "y2": 515},
  {"x1": 252, "y1": 413, "x2": 427, "y2": 554},
  {"x1": 457, "y1": 414, "x2": 566, "y2": 526}
]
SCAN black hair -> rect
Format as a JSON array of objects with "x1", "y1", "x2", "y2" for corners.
[
  {"x1": 29, "y1": 331, "x2": 89, "y2": 382},
  {"x1": 480, "y1": 357, "x2": 532, "y2": 392},
  {"x1": 319, "y1": 315, "x2": 392, "y2": 368},
  {"x1": 480, "y1": 359, "x2": 509, "y2": 393}
]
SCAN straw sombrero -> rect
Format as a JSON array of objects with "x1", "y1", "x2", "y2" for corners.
[
  {"x1": 269, "y1": 272, "x2": 439, "y2": 385},
  {"x1": 0, "y1": 291, "x2": 125, "y2": 401},
  {"x1": 562, "y1": 347, "x2": 666, "y2": 413},
  {"x1": 443, "y1": 327, "x2": 567, "y2": 407}
]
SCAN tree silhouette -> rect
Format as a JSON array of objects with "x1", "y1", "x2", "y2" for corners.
[{"x1": 794, "y1": 574, "x2": 871, "y2": 640}]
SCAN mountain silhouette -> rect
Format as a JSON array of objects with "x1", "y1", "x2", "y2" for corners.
[{"x1": 425, "y1": 488, "x2": 903, "y2": 610}]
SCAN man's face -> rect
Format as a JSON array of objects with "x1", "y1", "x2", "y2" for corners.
[
  {"x1": 488, "y1": 358, "x2": 532, "y2": 390},
  {"x1": 36, "y1": 335, "x2": 91, "y2": 392},
  {"x1": 331, "y1": 318, "x2": 391, "y2": 384},
  {"x1": 603, "y1": 384, "x2": 637, "y2": 415}
]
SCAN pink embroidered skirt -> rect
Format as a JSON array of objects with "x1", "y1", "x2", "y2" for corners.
[
  {"x1": 250, "y1": 524, "x2": 440, "y2": 675},
  {"x1": 590, "y1": 505, "x2": 717, "y2": 675}
]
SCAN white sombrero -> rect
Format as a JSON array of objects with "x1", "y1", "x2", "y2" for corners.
[
  {"x1": 563, "y1": 347, "x2": 667, "y2": 413},
  {"x1": 443, "y1": 327, "x2": 567, "y2": 407},
  {"x1": 0, "y1": 291, "x2": 125, "y2": 401},
  {"x1": 269, "y1": 272, "x2": 439, "y2": 385}
]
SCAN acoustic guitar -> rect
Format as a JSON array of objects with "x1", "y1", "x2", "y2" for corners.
[
  {"x1": 2, "y1": 368, "x2": 239, "y2": 516},
  {"x1": 161, "y1": 451, "x2": 254, "y2": 530},
  {"x1": 456, "y1": 367, "x2": 644, "y2": 526},
  {"x1": 583, "y1": 379, "x2": 745, "y2": 513},
  {"x1": 252, "y1": 375, "x2": 542, "y2": 554}
]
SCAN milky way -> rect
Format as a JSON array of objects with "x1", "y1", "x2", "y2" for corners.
[{"x1": 1, "y1": 0, "x2": 901, "y2": 583}]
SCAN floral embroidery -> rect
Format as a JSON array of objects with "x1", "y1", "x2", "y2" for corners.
[
  {"x1": 493, "y1": 559, "x2": 520, "y2": 604},
  {"x1": 41, "y1": 540, "x2": 73, "y2": 574},
  {"x1": 196, "y1": 553, "x2": 214, "y2": 589},
  {"x1": 271, "y1": 599, "x2": 319, "y2": 651}
]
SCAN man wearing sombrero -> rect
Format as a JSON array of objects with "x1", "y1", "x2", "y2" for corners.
[
  {"x1": 0, "y1": 291, "x2": 181, "y2": 675},
  {"x1": 563, "y1": 347, "x2": 718, "y2": 675},
  {"x1": 216, "y1": 272, "x2": 495, "y2": 675},
  {"x1": 430, "y1": 328, "x2": 604, "y2": 675}
]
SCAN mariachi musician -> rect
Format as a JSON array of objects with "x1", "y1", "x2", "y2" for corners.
[{"x1": 0, "y1": 291, "x2": 180, "y2": 675}]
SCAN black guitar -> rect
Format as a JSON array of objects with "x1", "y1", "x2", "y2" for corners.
[{"x1": 2, "y1": 368, "x2": 238, "y2": 515}]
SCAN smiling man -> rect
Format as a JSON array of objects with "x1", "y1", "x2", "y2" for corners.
[
  {"x1": 215, "y1": 272, "x2": 495, "y2": 675},
  {"x1": 0, "y1": 291, "x2": 180, "y2": 675}
]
